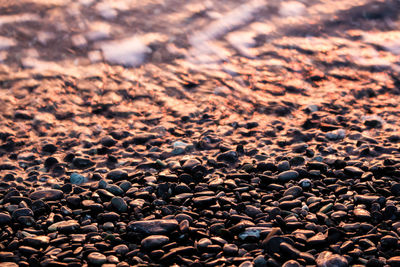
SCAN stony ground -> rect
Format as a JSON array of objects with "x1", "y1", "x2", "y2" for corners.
[{"x1": 1, "y1": 0, "x2": 400, "y2": 266}]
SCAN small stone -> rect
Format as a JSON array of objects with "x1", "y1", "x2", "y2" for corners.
[
  {"x1": 19, "y1": 246, "x2": 39, "y2": 255},
  {"x1": 380, "y1": 235, "x2": 397, "y2": 248},
  {"x1": 245, "y1": 205, "x2": 263, "y2": 217},
  {"x1": 182, "y1": 158, "x2": 201, "y2": 172},
  {"x1": 277, "y1": 161, "x2": 291, "y2": 172},
  {"x1": 12, "y1": 208, "x2": 33, "y2": 219},
  {"x1": 278, "y1": 170, "x2": 299, "y2": 182},
  {"x1": 141, "y1": 235, "x2": 170, "y2": 250},
  {"x1": 253, "y1": 255, "x2": 267, "y2": 267},
  {"x1": 107, "y1": 170, "x2": 128, "y2": 181},
  {"x1": 223, "y1": 243, "x2": 238, "y2": 256},
  {"x1": 282, "y1": 260, "x2": 301, "y2": 267},
  {"x1": 388, "y1": 256, "x2": 400, "y2": 266},
  {"x1": 391, "y1": 183, "x2": 400, "y2": 196},
  {"x1": 0, "y1": 213, "x2": 11, "y2": 225},
  {"x1": 238, "y1": 227, "x2": 269, "y2": 241},
  {"x1": 197, "y1": 238, "x2": 212, "y2": 250},
  {"x1": 192, "y1": 196, "x2": 216, "y2": 207},
  {"x1": 354, "y1": 195, "x2": 380, "y2": 205},
  {"x1": 316, "y1": 251, "x2": 348, "y2": 267},
  {"x1": 113, "y1": 244, "x2": 129, "y2": 255},
  {"x1": 70, "y1": 173, "x2": 86, "y2": 185},
  {"x1": 48, "y1": 220, "x2": 79, "y2": 233},
  {"x1": 87, "y1": 252, "x2": 107, "y2": 265},
  {"x1": 216, "y1": 150, "x2": 238, "y2": 162},
  {"x1": 24, "y1": 236, "x2": 50, "y2": 247},
  {"x1": 106, "y1": 185, "x2": 124, "y2": 196},
  {"x1": 325, "y1": 129, "x2": 345, "y2": 140},
  {"x1": 42, "y1": 144, "x2": 57, "y2": 153},
  {"x1": 344, "y1": 166, "x2": 364, "y2": 177},
  {"x1": 299, "y1": 178, "x2": 312, "y2": 189},
  {"x1": 239, "y1": 261, "x2": 253, "y2": 267},
  {"x1": 111, "y1": 197, "x2": 128, "y2": 213},
  {"x1": 283, "y1": 186, "x2": 302, "y2": 197},
  {"x1": 354, "y1": 208, "x2": 371, "y2": 221},
  {"x1": 128, "y1": 219, "x2": 178, "y2": 235},
  {"x1": 30, "y1": 189, "x2": 64, "y2": 201},
  {"x1": 72, "y1": 157, "x2": 95, "y2": 169}
]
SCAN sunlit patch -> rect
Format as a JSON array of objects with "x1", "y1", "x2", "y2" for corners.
[
  {"x1": 362, "y1": 31, "x2": 400, "y2": 55},
  {"x1": 37, "y1": 31, "x2": 56, "y2": 45},
  {"x1": 279, "y1": 1, "x2": 306, "y2": 17},
  {"x1": 86, "y1": 21, "x2": 112, "y2": 41},
  {"x1": 187, "y1": 0, "x2": 266, "y2": 65},
  {"x1": 0, "y1": 13, "x2": 40, "y2": 27},
  {"x1": 226, "y1": 31, "x2": 257, "y2": 57},
  {"x1": 0, "y1": 37, "x2": 16, "y2": 50},
  {"x1": 99, "y1": 36, "x2": 151, "y2": 67}
]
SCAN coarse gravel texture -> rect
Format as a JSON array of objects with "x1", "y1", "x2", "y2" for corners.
[{"x1": 1, "y1": 0, "x2": 400, "y2": 266}]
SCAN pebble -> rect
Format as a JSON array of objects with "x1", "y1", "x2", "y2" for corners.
[
  {"x1": 353, "y1": 208, "x2": 371, "y2": 220},
  {"x1": 30, "y1": 189, "x2": 64, "y2": 201},
  {"x1": 344, "y1": 166, "x2": 364, "y2": 177},
  {"x1": 283, "y1": 185, "x2": 302, "y2": 197},
  {"x1": 216, "y1": 150, "x2": 238, "y2": 162},
  {"x1": 106, "y1": 170, "x2": 128, "y2": 181},
  {"x1": 111, "y1": 197, "x2": 128, "y2": 212},
  {"x1": 87, "y1": 252, "x2": 107, "y2": 265},
  {"x1": 316, "y1": 251, "x2": 348, "y2": 267},
  {"x1": 141, "y1": 235, "x2": 170, "y2": 250},
  {"x1": 278, "y1": 170, "x2": 299, "y2": 182},
  {"x1": 70, "y1": 173, "x2": 86, "y2": 185},
  {"x1": 128, "y1": 219, "x2": 178, "y2": 235},
  {"x1": 113, "y1": 244, "x2": 129, "y2": 255},
  {"x1": 223, "y1": 243, "x2": 238, "y2": 256},
  {"x1": 0, "y1": 213, "x2": 11, "y2": 225}
]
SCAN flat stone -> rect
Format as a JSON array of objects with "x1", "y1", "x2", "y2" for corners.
[
  {"x1": 239, "y1": 227, "x2": 271, "y2": 241},
  {"x1": 30, "y1": 189, "x2": 64, "y2": 201},
  {"x1": 70, "y1": 173, "x2": 86, "y2": 185},
  {"x1": 278, "y1": 170, "x2": 299, "y2": 182},
  {"x1": 316, "y1": 251, "x2": 348, "y2": 267},
  {"x1": 111, "y1": 197, "x2": 128, "y2": 213},
  {"x1": 24, "y1": 236, "x2": 50, "y2": 247},
  {"x1": 87, "y1": 252, "x2": 107, "y2": 265},
  {"x1": 48, "y1": 220, "x2": 79, "y2": 233},
  {"x1": 388, "y1": 256, "x2": 400, "y2": 266},
  {"x1": 106, "y1": 170, "x2": 128, "y2": 181},
  {"x1": 0, "y1": 213, "x2": 11, "y2": 225},
  {"x1": 223, "y1": 243, "x2": 238, "y2": 256},
  {"x1": 353, "y1": 208, "x2": 371, "y2": 220},
  {"x1": 141, "y1": 235, "x2": 170, "y2": 250},
  {"x1": 19, "y1": 246, "x2": 39, "y2": 255},
  {"x1": 12, "y1": 208, "x2": 33, "y2": 219},
  {"x1": 113, "y1": 244, "x2": 129, "y2": 255},
  {"x1": 128, "y1": 219, "x2": 178, "y2": 235},
  {"x1": 354, "y1": 195, "x2": 380, "y2": 204},
  {"x1": 72, "y1": 157, "x2": 95, "y2": 169},
  {"x1": 192, "y1": 196, "x2": 216, "y2": 207},
  {"x1": 283, "y1": 185, "x2": 302, "y2": 197},
  {"x1": 344, "y1": 166, "x2": 364, "y2": 177}
]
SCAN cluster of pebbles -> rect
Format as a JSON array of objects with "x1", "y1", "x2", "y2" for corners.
[
  {"x1": 1, "y1": 1, "x2": 400, "y2": 265},
  {"x1": 1, "y1": 84, "x2": 400, "y2": 267}
]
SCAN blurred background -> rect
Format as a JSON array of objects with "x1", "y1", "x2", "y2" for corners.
[{"x1": 0, "y1": 0, "x2": 399, "y2": 72}]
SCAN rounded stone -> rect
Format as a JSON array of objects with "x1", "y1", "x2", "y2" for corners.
[
  {"x1": 141, "y1": 235, "x2": 170, "y2": 250},
  {"x1": 70, "y1": 173, "x2": 86, "y2": 185},
  {"x1": 0, "y1": 213, "x2": 11, "y2": 225},
  {"x1": 111, "y1": 197, "x2": 128, "y2": 213},
  {"x1": 87, "y1": 252, "x2": 107, "y2": 265},
  {"x1": 278, "y1": 170, "x2": 299, "y2": 182}
]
